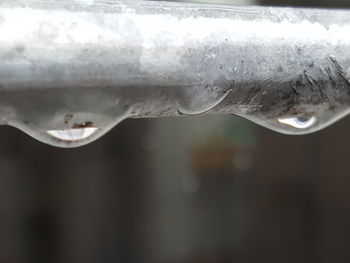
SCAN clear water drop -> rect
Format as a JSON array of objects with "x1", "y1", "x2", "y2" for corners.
[
  {"x1": 47, "y1": 127, "x2": 99, "y2": 142},
  {"x1": 239, "y1": 112, "x2": 321, "y2": 135},
  {"x1": 239, "y1": 101, "x2": 350, "y2": 135},
  {"x1": 0, "y1": 87, "x2": 135, "y2": 148},
  {"x1": 277, "y1": 116, "x2": 316, "y2": 129},
  {"x1": 12, "y1": 108, "x2": 131, "y2": 148},
  {"x1": 177, "y1": 86, "x2": 231, "y2": 115}
]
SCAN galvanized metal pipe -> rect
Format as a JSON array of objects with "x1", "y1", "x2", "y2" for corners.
[{"x1": 0, "y1": 0, "x2": 350, "y2": 147}]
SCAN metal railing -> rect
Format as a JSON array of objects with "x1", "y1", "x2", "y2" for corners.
[{"x1": 0, "y1": 0, "x2": 350, "y2": 147}]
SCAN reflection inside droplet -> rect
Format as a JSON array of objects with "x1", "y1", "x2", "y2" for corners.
[
  {"x1": 47, "y1": 127, "x2": 99, "y2": 142},
  {"x1": 277, "y1": 116, "x2": 316, "y2": 129}
]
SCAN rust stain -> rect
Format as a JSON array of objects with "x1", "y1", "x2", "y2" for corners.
[
  {"x1": 73, "y1": 121, "x2": 94, "y2": 129},
  {"x1": 64, "y1": 114, "x2": 73, "y2": 124}
]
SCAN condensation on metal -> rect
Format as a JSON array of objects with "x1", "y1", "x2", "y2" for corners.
[{"x1": 0, "y1": 0, "x2": 349, "y2": 147}]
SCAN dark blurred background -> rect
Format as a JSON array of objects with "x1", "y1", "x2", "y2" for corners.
[{"x1": 1, "y1": 0, "x2": 350, "y2": 263}]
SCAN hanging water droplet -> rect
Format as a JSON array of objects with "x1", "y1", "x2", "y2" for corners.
[
  {"x1": 241, "y1": 114, "x2": 320, "y2": 135},
  {"x1": 0, "y1": 87, "x2": 135, "y2": 148},
  {"x1": 12, "y1": 109, "x2": 131, "y2": 148},
  {"x1": 47, "y1": 127, "x2": 99, "y2": 142},
  {"x1": 177, "y1": 85, "x2": 231, "y2": 115},
  {"x1": 277, "y1": 116, "x2": 316, "y2": 129},
  {"x1": 237, "y1": 97, "x2": 350, "y2": 135}
]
